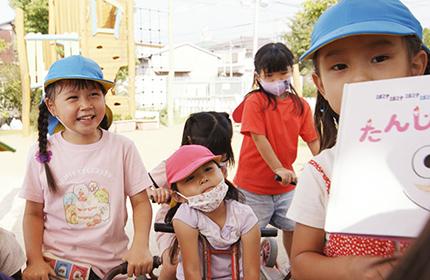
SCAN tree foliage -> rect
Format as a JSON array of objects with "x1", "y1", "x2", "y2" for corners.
[
  {"x1": 284, "y1": 0, "x2": 337, "y2": 72},
  {"x1": 424, "y1": 28, "x2": 430, "y2": 48},
  {"x1": 0, "y1": 39, "x2": 7, "y2": 53},
  {"x1": 10, "y1": 0, "x2": 48, "y2": 34}
]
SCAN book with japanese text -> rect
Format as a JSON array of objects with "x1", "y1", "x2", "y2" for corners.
[{"x1": 325, "y1": 75, "x2": 430, "y2": 238}]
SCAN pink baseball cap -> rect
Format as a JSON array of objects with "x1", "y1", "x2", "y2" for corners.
[{"x1": 166, "y1": 145, "x2": 222, "y2": 185}]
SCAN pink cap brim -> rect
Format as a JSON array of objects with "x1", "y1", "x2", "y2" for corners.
[{"x1": 168, "y1": 155, "x2": 222, "y2": 184}]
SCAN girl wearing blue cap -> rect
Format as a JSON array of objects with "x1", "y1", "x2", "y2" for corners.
[
  {"x1": 20, "y1": 55, "x2": 154, "y2": 279},
  {"x1": 286, "y1": 0, "x2": 429, "y2": 279}
]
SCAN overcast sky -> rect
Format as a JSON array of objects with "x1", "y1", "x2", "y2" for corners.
[
  {"x1": 1, "y1": 0, "x2": 429, "y2": 46},
  {"x1": 134, "y1": 0, "x2": 430, "y2": 45}
]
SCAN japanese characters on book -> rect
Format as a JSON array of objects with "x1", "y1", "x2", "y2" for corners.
[{"x1": 325, "y1": 75, "x2": 430, "y2": 238}]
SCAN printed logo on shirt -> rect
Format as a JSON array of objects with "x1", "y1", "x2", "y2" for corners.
[{"x1": 63, "y1": 181, "x2": 110, "y2": 227}]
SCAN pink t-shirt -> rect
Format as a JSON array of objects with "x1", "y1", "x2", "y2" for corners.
[{"x1": 20, "y1": 130, "x2": 152, "y2": 277}]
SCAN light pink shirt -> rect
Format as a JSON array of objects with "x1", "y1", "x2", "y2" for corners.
[
  {"x1": 173, "y1": 200, "x2": 258, "y2": 279},
  {"x1": 20, "y1": 130, "x2": 152, "y2": 277}
]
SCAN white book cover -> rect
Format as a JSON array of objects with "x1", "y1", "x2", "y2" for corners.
[{"x1": 325, "y1": 75, "x2": 430, "y2": 238}]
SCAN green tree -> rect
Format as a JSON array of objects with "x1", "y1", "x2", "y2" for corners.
[
  {"x1": 423, "y1": 27, "x2": 430, "y2": 48},
  {"x1": 284, "y1": 0, "x2": 337, "y2": 73},
  {"x1": 10, "y1": 0, "x2": 48, "y2": 33},
  {"x1": 0, "y1": 39, "x2": 7, "y2": 53}
]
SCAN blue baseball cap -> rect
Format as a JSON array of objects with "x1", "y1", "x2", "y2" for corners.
[
  {"x1": 44, "y1": 55, "x2": 113, "y2": 91},
  {"x1": 300, "y1": 0, "x2": 427, "y2": 61},
  {"x1": 43, "y1": 55, "x2": 114, "y2": 135}
]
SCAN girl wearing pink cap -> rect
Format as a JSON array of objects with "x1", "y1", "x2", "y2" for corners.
[
  {"x1": 286, "y1": 0, "x2": 430, "y2": 279},
  {"x1": 164, "y1": 144, "x2": 260, "y2": 280}
]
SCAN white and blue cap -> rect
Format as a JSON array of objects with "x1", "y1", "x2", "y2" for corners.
[
  {"x1": 300, "y1": 0, "x2": 428, "y2": 61},
  {"x1": 42, "y1": 55, "x2": 114, "y2": 135}
]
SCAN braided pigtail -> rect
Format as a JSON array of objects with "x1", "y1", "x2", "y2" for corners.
[{"x1": 37, "y1": 102, "x2": 57, "y2": 192}]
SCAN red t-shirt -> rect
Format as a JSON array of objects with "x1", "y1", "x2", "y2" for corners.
[{"x1": 234, "y1": 91, "x2": 318, "y2": 195}]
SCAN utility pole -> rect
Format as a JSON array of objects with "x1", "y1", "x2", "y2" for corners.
[
  {"x1": 167, "y1": 0, "x2": 174, "y2": 126},
  {"x1": 252, "y1": 0, "x2": 260, "y2": 57}
]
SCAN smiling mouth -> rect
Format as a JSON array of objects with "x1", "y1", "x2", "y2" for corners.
[
  {"x1": 77, "y1": 115, "x2": 95, "y2": 121},
  {"x1": 416, "y1": 184, "x2": 430, "y2": 192}
]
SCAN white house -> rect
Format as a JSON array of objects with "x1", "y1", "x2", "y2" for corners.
[{"x1": 148, "y1": 43, "x2": 220, "y2": 79}]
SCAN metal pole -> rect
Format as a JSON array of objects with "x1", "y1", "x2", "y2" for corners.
[
  {"x1": 252, "y1": 0, "x2": 260, "y2": 57},
  {"x1": 167, "y1": 0, "x2": 174, "y2": 126}
]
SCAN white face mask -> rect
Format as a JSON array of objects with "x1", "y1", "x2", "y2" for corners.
[
  {"x1": 259, "y1": 78, "x2": 291, "y2": 96},
  {"x1": 176, "y1": 180, "x2": 229, "y2": 212}
]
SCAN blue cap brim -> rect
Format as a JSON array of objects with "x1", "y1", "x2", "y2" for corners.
[{"x1": 300, "y1": 20, "x2": 422, "y2": 61}]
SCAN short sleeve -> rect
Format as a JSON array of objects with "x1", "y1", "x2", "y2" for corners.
[
  {"x1": 172, "y1": 203, "x2": 199, "y2": 228},
  {"x1": 299, "y1": 99, "x2": 318, "y2": 143},
  {"x1": 124, "y1": 141, "x2": 152, "y2": 197},
  {"x1": 286, "y1": 162, "x2": 329, "y2": 229},
  {"x1": 234, "y1": 202, "x2": 258, "y2": 235},
  {"x1": 149, "y1": 161, "x2": 168, "y2": 189},
  {"x1": 20, "y1": 145, "x2": 45, "y2": 203},
  {"x1": 0, "y1": 228, "x2": 26, "y2": 276},
  {"x1": 240, "y1": 94, "x2": 266, "y2": 136}
]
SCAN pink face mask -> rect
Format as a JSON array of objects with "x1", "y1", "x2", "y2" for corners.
[{"x1": 259, "y1": 78, "x2": 291, "y2": 96}]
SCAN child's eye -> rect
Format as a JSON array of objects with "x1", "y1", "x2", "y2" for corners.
[
  {"x1": 204, "y1": 166, "x2": 213, "y2": 172},
  {"x1": 331, "y1": 64, "x2": 347, "y2": 71},
  {"x1": 185, "y1": 175, "x2": 194, "y2": 183},
  {"x1": 91, "y1": 92, "x2": 101, "y2": 97},
  {"x1": 371, "y1": 55, "x2": 389, "y2": 63},
  {"x1": 66, "y1": 96, "x2": 78, "y2": 100}
]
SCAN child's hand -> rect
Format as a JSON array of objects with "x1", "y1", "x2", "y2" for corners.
[
  {"x1": 147, "y1": 187, "x2": 171, "y2": 204},
  {"x1": 123, "y1": 247, "x2": 153, "y2": 277},
  {"x1": 23, "y1": 260, "x2": 56, "y2": 280},
  {"x1": 347, "y1": 256, "x2": 398, "y2": 280},
  {"x1": 274, "y1": 167, "x2": 296, "y2": 185}
]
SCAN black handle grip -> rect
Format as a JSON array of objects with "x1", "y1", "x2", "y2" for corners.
[
  {"x1": 103, "y1": 262, "x2": 128, "y2": 280},
  {"x1": 261, "y1": 228, "x2": 278, "y2": 237},
  {"x1": 274, "y1": 174, "x2": 297, "y2": 185},
  {"x1": 154, "y1": 222, "x2": 175, "y2": 233}
]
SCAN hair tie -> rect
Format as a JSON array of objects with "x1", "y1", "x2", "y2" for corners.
[{"x1": 36, "y1": 150, "x2": 52, "y2": 164}]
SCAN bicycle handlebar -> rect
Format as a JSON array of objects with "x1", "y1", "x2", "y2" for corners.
[
  {"x1": 102, "y1": 256, "x2": 162, "y2": 280},
  {"x1": 154, "y1": 223, "x2": 278, "y2": 237},
  {"x1": 274, "y1": 174, "x2": 297, "y2": 185}
]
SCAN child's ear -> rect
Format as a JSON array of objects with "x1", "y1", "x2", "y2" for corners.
[
  {"x1": 44, "y1": 98, "x2": 57, "y2": 117},
  {"x1": 171, "y1": 192, "x2": 186, "y2": 203},
  {"x1": 411, "y1": 49, "x2": 428, "y2": 76},
  {"x1": 312, "y1": 72, "x2": 326, "y2": 97}
]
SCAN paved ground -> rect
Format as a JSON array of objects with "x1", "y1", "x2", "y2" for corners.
[{"x1": 0, "y1": 122, "x2": 313, "y2": 270}]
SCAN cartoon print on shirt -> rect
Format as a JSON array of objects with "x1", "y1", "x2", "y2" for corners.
[{"x1": 63, "y1": 181, "x2": 110, "y2": 227}]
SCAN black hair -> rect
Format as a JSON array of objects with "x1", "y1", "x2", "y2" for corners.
[
  {"x1": 38, "y1": 79, "x2": 107, "y2": 192},
  {"x1": 165, "y1": 160, "x2": 244, "y2": 263},
  {"x1": 252, "y1": 42, "x2": 304, "y2": 115},
  {"x1": 181, "y1": 111, "x2": 234, "y2": 166},
  {"x1": 312, "y1": 35, "x2": 429, "y2": 153}
]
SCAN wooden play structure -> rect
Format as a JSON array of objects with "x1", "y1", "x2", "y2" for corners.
[{"x1": 17, "y1": 0, "x2": 136, "y2": 135}]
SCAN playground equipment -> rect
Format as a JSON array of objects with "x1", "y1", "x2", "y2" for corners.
[{"x1": 16, "y1": 0, "x2": 136, "y2": 135}]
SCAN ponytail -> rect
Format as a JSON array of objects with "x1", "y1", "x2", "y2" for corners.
[
  {"x1": 37, "y1": 102, "x2": 57, "y2": 192},
  {"x1": 314, "y1": 93, "x2": 339, "y2": 152}
]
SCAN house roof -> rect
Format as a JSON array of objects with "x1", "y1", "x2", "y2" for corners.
[{"x1": 150, "y1": 43, "x2": 221, "y2": 59}]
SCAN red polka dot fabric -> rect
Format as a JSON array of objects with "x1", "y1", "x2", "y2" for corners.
[{"x1": 308, "y1": 160, "x2": 412, "y2": 257}]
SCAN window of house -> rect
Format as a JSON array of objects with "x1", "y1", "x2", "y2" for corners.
[{"x1": 91, "y1": 0, "x2": 123, "y2": 38}]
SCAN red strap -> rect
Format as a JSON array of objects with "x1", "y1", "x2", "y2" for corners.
[{"x1": 308, "y1": 159, "x2": 331, "y2": 193}]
